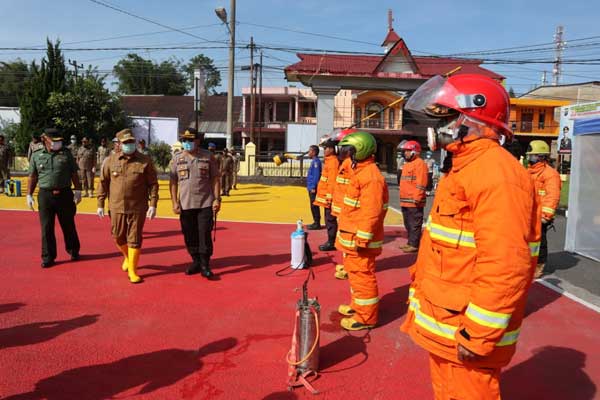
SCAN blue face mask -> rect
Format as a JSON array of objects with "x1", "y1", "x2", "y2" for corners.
[
  {"x1": 182, "y1": 141, "x2": 195, "y2": 152},
  {"x1": 122, "y1": 143, "x2": 136, "y2": 155}
]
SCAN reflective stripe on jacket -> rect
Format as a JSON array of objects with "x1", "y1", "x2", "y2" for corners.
[
  {"x1": 331, "y1": 158, "x2": 354, "y2": 217},
  {"x1": 335, "y1": 157, "x2": 389, "y2": 256},
  {"x1": 314, "y1": 154, "x2": 340, "y2": 208},
  {"x1": 399, "y1": 157, "x2": 428, "y2": 208},
  {"x1": 528, "y1": 161, "x2": 561, "y2": 220},
  {"x1": 401, "y1": 138, "x2": 538, "y2": 368}
]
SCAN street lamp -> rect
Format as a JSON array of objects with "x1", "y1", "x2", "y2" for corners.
[{"x1": 215, "y1": 1, "x2": 235, "y2": 149}]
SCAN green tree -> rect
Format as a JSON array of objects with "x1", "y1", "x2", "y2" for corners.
[
  {"x1": 148, "y1": 142, "x2": 172, "y2": 173},
  {"x1": 508, "y1": 87, "x2": 516, "y2": 98},
  {"x1": 16, "y1": 39, "x2": 68, "y2": 154},
  {"x1": 0, "y1": 60, "x2": 30, "y2": 107},
  {"x1": 113, "y1": 54, "x2": 188, "y2": 95},
  {"x1": 184, "y1": 54, "x2": 221, "y2": 94},
  {"x1": 47, "y1": 69, "x2": 128, "y2": 145}
]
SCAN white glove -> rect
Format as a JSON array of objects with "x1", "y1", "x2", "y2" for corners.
[
  {"x1": 73, "y1": 190, "x2": 82, "y2": 204},
  {"x1": 26, "y1": 194, "x2": 35, "y2": 210},
  {"x1": 146, "y1": 206, "x2": 156, "y2": 220},
  {"x1": 97, "y1": 208, "x2": 105, "y2": 218}
]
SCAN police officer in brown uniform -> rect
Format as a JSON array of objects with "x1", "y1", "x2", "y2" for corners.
[
  {"x1": 97, "y1": 137, "x2": 111, "y2": 171},
  {"x1": 96, "y1": 129, "x2": 159, "y2": 284},
  {"x1": 170, "y1": 128, "x2": 221, "y2": 279},
  {"x1": 221, "y1": 148, "x2": 234, "y2": 196},
  {"x1": 77, "y1": 136, "x2": 96, "y2": 197}
]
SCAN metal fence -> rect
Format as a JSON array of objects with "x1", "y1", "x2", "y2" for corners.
[{"x1": 252, "y1": 151, "x2": 307, "y2": 178}]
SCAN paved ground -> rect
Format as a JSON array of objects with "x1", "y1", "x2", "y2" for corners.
[
  {"x1": 1, "y1": 178, "x2": 599, "y2": 399},
  {"x1": 1, "y1": 210, "x2": 600, "y2": 399}
]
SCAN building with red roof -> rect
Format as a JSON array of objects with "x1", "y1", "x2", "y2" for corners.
[{"x1": 281, "y1": 17, "x2": 503, "y2": 171}]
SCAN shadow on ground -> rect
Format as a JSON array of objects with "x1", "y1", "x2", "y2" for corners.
[
  {"x1": 0, "y1": 314, "x2": 100, "y2": 349},
  {"x1": 502, "y1": 346, "x2": 596, "y2": 400},
  {"x1": 5, "y1": 337, "x2": 238, "y2": 400}
]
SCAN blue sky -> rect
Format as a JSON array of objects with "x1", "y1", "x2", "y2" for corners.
[{"x1": 1, "y1": 0, "x2": 599, "y2": 96}]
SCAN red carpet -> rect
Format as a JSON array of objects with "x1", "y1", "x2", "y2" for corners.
[{"x1": 0, "y1": 210, "x2": 599, "y2": 399}]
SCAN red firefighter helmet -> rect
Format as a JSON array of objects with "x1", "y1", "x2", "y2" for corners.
[
  {"x1": 406, "y1": 74, "x2": 511, "y2": 136},
  {"x1": 399, "y1": 140, "x2": 421, "y2": 153}
]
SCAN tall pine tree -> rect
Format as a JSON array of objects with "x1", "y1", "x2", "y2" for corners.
[{"x1": 16, "y1": 39, "x2": 67, "y2": 154}]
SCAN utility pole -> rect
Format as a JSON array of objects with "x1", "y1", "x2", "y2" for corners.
[
  {"x1": 552, "y1": 25, "x2": 566, "y2": 86},
  {"x1": 68, "y1": 59, "x2": 84, "y2": 80},
  {"x1": 541, "y1": 71, "x2": 548, "y2": 86},
  {"x1": 258, "y1": 50, "x2": 263, "y2": 154},
  {"x1": 249, "y1": 37, "x2": 256, "y2": 144},
  {"x1": 194, "y1": 67, "x2": 205, "y2": 131}
]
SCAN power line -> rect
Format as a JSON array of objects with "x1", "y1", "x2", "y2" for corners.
[{"x1": 87, "y1": 0, "x2": 224, "y2": 44}]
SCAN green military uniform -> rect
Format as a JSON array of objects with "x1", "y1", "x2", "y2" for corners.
[{"x1": 28, "y1": 129, "x2": 81, "y2": 267}]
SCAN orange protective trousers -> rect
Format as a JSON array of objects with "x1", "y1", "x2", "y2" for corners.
[
  {"x1": 344, "y1": 252, "x2": 378, "y2": 325},
  {"x1": 429, "y1": 354, "x2": 501, "y2": 400}
]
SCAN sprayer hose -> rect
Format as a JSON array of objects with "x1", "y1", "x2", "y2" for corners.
[{"x1": 286, "y1": 308, "x2": 320, "y2": 366}]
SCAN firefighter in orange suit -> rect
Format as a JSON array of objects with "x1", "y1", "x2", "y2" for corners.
[
  {"x1": 400, "y1": 74, "x2": 540, "y2": 399},
  {"x1": 527, "y1": 140, "x2": 561, "y2": 278},
  {"x1": 330, "y1": 128, "x2": 358, "y2": 280},
  {"x1": 313, "y1": 135, "x2": 340, "y2": 251},
  {"x1": 335, "y1": 131, "x2": 389, "y2": 331},
  {"x1": 398, "y1": 139, "x2": 428, "y2": 253}
]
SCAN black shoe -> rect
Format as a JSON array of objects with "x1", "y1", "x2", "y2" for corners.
[
  {"x1": 319, "y1": 242, "x2": 336, "y2": 251},
  {"x1": 70, "y1": 253, "x2": 80, "y2": 261},
  {"x1": 200, "y1": 266, "x2": 215, "y2": 279},
  {"x1": 307, "y1": 223, "x2": 321, "y2": 230},
  {"x1": 185, "y1": 264, "x2": 200, "y2": 275},
  {"x1": 41, "y1": 260, "x2": 55, "y2": 268}
]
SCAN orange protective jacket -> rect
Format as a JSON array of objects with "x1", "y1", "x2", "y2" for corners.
[
  {"x1": 331, "y1": 158, "x2": 354, "y2": 217},
  {"x1": 314, "y1": 154, "x2": 340, "y2": 208},
  {"x1": 401, "y1": 139, "x2": 540, "y2": 368},
  {"x1": 399, "y1": 157, "x2": 428, "y2": 208},
  {"x1": 528, "y1": 161, "x2": 561, "y2": 221},
  {"x1": 335, "y1": 157, "x2": 389, "y2": 256}
]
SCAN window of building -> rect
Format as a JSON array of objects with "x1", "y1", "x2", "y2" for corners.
[
  {"x1": 355, "y1": 107, "x2": 362, "y2": 128},
  {"x1": 538, "y1": 111, "x2": 546, "y2": 129},
  {"x1": 276, "y1": 102, "x2": 291, "y2": 122},
  {"x1": 300, "y1": 102, "x2": 316, "y2": 118},
  {"x1": 389, "y1": 108, "x2": 395, "y2": 129},
  {"x1": 366, "y1": 102, "x2": 384, "y2": 128}
]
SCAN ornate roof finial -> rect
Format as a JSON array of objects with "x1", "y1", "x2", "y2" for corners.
[{"x1": 388, "y1": 9, "x2": 394, "y2": 31}]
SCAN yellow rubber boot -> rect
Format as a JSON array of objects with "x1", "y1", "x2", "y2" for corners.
[
  {"x1": 117, "y1": 244, "x2": 129, "y2": 272},
  {"x1": 127, "y1": 248, "x2": 143, "y2": 284}
]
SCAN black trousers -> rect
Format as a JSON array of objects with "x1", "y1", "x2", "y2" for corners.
[
  {"x1": 401, "y1": 206, "x2": 424, "y2": 248},
  {"x1": 539, "y1": 221, "x2": 549, "y2": 265},
  {"x1": 308, "y1": 190, "x2": 321, "y2": 225},
  {"x1": 324, "y1": 207, "x2": 338, "y2": 244},
  {"x1": 38, "y1": 188, "x2": 80, "y2": 262},
  {"x1": 180, "y1": 207, "x2": 214, "y2": 265}
]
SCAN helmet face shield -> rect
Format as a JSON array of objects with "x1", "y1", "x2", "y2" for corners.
[{"x1": 406, "y1": 75, "x2": 460, "y2": 117}]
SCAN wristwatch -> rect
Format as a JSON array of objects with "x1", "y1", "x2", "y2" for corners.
[{"x1": 214, "y1": 197, "x2": 222, "y2": 202}]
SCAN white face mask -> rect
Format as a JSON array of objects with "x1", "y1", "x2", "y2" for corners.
[{"x1": 50, "y1": 141, "x2": 63, "y2": 151}]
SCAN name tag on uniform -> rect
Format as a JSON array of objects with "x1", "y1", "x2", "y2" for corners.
[{"x1": 177, "y1": 164, "x2": 189, "y2": 179}]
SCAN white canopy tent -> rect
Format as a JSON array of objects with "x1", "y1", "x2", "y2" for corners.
[{"x1": 564, "y1": 102, "x2": 600, "y2": 262}]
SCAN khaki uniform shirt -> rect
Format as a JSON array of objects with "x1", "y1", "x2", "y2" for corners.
[
  {"x1": 97, "y1": 151, "x2": 159, "y2": 214},
  {"x1": 170, "y1": 149, "x2": 220, "y2": 210},
  {"x1": 221, "y1": 154, "x2": 234, "y2": 173},
  {"x1": 67, "y1": 144, "x2": 79, "y2": 158},
  {"x1": 77, "y1": 146, "x2": 96, "y2": 170},
  {"x1": 28, "y1": 147, "x2": 78, "y2": 189},
  {"x1": 97, "y1": 145, "x2": 111, "y2": 168}
]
